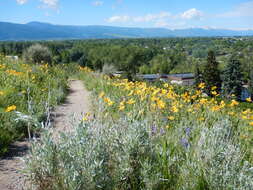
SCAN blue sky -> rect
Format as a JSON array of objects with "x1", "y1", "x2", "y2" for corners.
[{"x1": 1, "y1": 0, "x2": 253, "y2": 30}]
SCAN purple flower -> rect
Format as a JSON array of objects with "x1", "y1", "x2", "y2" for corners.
[
  {"x1": 151, "y1": 125, "x2": 157, "y2": 135},
  {"x1": 160, "y1": 128, "x2": 165, "y2": 135},
  {"x1": 180, "y1": 138, "x2": 190, "y2": 148},
  {"x1": 185, "y1": 127, "x2": 191, "y2": 137}
]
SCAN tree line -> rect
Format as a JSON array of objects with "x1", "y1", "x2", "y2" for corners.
[{"x1": 1, "y1": 37, "x2": 253, "y2": 99}]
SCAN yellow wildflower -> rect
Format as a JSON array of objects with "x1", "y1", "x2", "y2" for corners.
[
  {"x1": 242, "y1": 109, "x2": 251, "y2": 115},
  {"x1": 191, "y1": 95, "x2": 197, "y2": 100},
  {"x1": 119, "y1": 101, "x2": 125, "y2": 111},
  {"x1": 220, "y1": 100, "x2": 226, "y2": 108},
  {"x1": 195, "y1": 90, "x2": 202, "y2": 96},
  {"x1": 103, "y1": 97, "x2": 114, "y2": 106},
  {"x1": 242, "y1": 115, "x2": 248, "y2": 120},
  {"x1": 157, "y1": 99, "x2": 166, "y2": 109},
  {"x1": 211, "y1": 86, "x2": 217, "y2": 91},
  {"x1": 211, "y1": 91, "x2": 218, "y2": 96},
  {"x1": 163, "y1": 83, "x2": 169, "y2": 88},
  {"x1": 230, "y1": 100, "x2": 239, "y2": 107},
  {"x1": 249, "y1": 122, "x2": 253, "y2": 126},
  {"x1": 99, "y1": 92, "x2": 105, "y2": 98},
  {"x1": 0, "y1": 91, "x2": 3, "y2": 96},
  {"x1": 168, "y1": 116, "x2": 175, "y2": 120},
  {"x1": 165, "y1": 125, "x2": 171, "y2": 129},
  {"x1": 198, "y1": 82, "x2": 205, "y2": 89},
  {"x1": 199, "y1": 98, "x2": 208, "y2": 105},
  {"x1": 126, "y1": 98, "x2": 135, "y2": 105},
  {"x1": 82, "y1": 112, "x2": 91, "y2": 121},
  {"x1": 5, "y1": 105, "x2": 16, "y2": 112},
  {"x1": 211, "y1": 105, "x2": 221, "y2": 112},
  {"x1": 246, "y1": 97, "x2": 252, "y2": 102},
  {"x1": 151, "y1": 96, "x2": 158, "y2": 102},
  {"x1": 6, "y1": 70, "x2": 19, "y2": 76},
  {"x1": 171, "y1": 105, "x2": 179, "y2": 113},
  {"x1": 82, "y1": 116, "x2": 88, "y2": 121}
]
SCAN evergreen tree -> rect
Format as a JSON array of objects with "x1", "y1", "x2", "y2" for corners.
[
  {"x1": 248, "y1": 69, "x2": 253, "y2": 98},
  {"x1": 222, "y1": 57, "x2": 243, "y2": 99},
  {"x1": 203, "y1": 50, "x2": 221, "y2": 95}
]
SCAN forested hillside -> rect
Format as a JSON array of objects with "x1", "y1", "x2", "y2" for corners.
[{"x1": 1, "y1": 37, "x2": 253, "y2": 79}]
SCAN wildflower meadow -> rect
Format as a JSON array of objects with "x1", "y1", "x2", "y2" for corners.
[
  {"x1": 25, "y1": 68, "x2": 253, "y2": 190},
  {"x1": 0, "y1": 55, "x2": 69, "y2": 155}
]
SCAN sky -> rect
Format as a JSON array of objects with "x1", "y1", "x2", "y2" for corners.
[{"x1": 0, "y1": 0, "x2": 253, "y2": 30}]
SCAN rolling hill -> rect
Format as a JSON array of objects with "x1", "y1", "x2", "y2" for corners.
[{"x1": 0, "y1": 21, "x2": 253, "y2": 41}]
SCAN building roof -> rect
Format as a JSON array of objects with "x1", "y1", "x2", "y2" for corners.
[
  {"x1": 138, "y1": 74, "x2": 160, "y2": 79},
  {"x1": 168, "y1": 73, "x2": 194, "y2": 79},
  {"x1": 138, "y1": 73, "x2": 194, "y2": 80}
]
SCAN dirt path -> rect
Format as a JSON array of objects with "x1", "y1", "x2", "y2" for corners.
[
  {"x1": 0, "y1": 141, "x2": 29, "y2": 190},
  {"x1": 0, "y1": 80, "x2": 91, "y2": 189},
  {"x1": 51, "y1": 80, "x2": 91, "y2": 140}
]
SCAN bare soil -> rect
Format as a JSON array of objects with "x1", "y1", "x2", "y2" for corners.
[
  {"x1": 51, "y1": 80, "x2": 91, "y2": 140},
  {"x1": 0, "y1": 140, "x2": 29, "y2": 190},
  {"x1": 0, "y1": 80, "x2": 91, "y2": 189}
]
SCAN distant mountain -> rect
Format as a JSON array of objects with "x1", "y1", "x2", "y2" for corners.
[{"x1": 0, "y1": 21, "x2": 253, "y2": 41}]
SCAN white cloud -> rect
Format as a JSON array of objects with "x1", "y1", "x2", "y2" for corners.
[
  {"x1": 180, "y1": 8, "x2": 203, "y2": 20},
  {"x1": 133, "y1": 12, "x2": 171, "y2": 22},
  {"x1": 39, "y1": 0, "x2": 59, "y2": 9},
  {"x1": 92, "y1": 1, "x2": 103, "y2": 6},
  {"x1": 106, "y1": 9, "x2": 205, "y2": 28},
  {"x1": 106, "y1": 15, "x2": 130, "y2": 23},
  {"x1": 16, "y1": 0, "x2": 28, "y2": 5},
  {"x1": 219, "y1": 1, "x2": 253, "y2": 17},
  {"x1": 106, "y1": 12, "x2": 171, "y2": 24}
]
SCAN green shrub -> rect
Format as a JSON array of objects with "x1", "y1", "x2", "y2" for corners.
[{"x1": 23, "y1": 44, "x2": 52, "y2": 65}]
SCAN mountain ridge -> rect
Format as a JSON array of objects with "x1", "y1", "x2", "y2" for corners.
[{"x1": 0, "y1": 21, "x2": 253, "y2": 41}]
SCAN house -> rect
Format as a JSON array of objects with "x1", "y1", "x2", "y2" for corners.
[
  {"x1": 6, "y1": 55, "x2": 18, "y2": 61},
  {"x1": 167, "y1": 73, "x2": 195, "y2": 86},
  {"x1": 137, "y1": 73, "x2": 195, "y2": 85},
  {"x1": 137, "y1": 74, "x2": 160, "y2": 82},
  {"x1": 112, "y1": 71, "x2": 124, "y2": 77}
]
